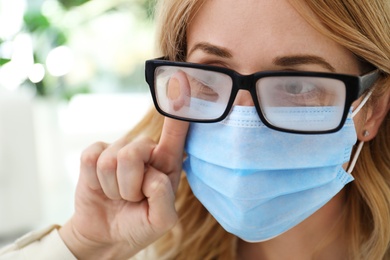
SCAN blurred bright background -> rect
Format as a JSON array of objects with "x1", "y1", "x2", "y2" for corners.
[{"x1": 0, "y1": 0, "x2": 155, "y2": 244}]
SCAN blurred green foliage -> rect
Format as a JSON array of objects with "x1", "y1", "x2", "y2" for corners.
[
  {"x1": 0, "y1": 0, "x2": 156, "y2": 99},
  {"x1": 0, "y1": 58, "x2": 10, "y2": 66},
  {"x1": 58, "y1": 0, "x2": 91, "y2": 9},
  {"x1": 136, "y1": 0, "x2": 155, "y2": 19}
]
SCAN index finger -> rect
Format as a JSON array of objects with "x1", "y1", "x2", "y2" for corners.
[
  {"x1": 158, "y1": 116, "x2": 189, "y2": 162},
  {"x1": 151, "y1": 117, "x2": 189, "y2": 186}
]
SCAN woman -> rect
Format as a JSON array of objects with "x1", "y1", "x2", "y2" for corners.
[{"x1": 1, "y1": 0, "x2": 389, "y2": 259}]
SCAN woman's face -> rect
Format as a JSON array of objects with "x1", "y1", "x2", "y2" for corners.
[{"x1": 186, "y1": 0, "x2": 364, "y2": 127}]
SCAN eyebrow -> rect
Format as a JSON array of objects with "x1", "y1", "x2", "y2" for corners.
[
  {"x1": 188, "y1": 42, "x2": 232, "y2": 58},
  {"x1": 188, "y1": 42, "x2": 336, "y2": 72},
  {"x1": 273, "y1": 55, "x2": 336, "y2": 72}
]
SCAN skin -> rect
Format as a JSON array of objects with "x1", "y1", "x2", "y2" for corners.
[{"x1": 59, "y1": 0, "x2": 390, "y2": 259}]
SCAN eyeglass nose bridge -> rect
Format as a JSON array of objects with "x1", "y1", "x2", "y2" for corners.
[
  {"x1": 230, "y1": 74, "x2": 259, "y2": 107},
  {"x1": 234, "y1": 73, "x2": 256, "y2": 91}
]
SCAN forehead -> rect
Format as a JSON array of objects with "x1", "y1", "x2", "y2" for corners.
[{"x1": 186, "y1": 0, "x2": 359, "y2": 73}]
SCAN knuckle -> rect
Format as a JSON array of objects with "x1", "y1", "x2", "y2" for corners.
[
  {"x1": 80, "y1": 151, "x2": 98, "y2": 168},
  {"x1": 134, "y1": 135, "x2": 153, "y2": 144},
  {"x1": 80, "y1": 142, "x2": 106, "y2": 167},
  {"x1": 117, "y1": 146, "x2": 134, "y2": 162},
  {"x1": 133, "y1": 136, "x2": 156, "y2": 151},
  {"x1": 151, "y1": 173, "x2": 172, "y2": 198},
  {"x1": 117, "y1": 138, "x2": 155, "y2": 162},
  {"x1": 97, "y1": 154, "x2": 117, "y2": 173}
]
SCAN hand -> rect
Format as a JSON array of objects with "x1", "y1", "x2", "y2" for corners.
[{"x1": 59, "y1": 117, "x2": 189, "y2": 259}]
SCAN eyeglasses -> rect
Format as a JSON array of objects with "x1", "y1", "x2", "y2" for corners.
[{"x1": 145, "y1": 57, "x2": 379, "y2": 134}]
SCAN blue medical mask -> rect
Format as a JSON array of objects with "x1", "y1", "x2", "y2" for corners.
[{"x1": 183, "y1": 105, "x2": 359, "y2": 242}]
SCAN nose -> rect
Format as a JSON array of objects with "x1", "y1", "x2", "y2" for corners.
[{"x1": 233, "y1": 90, "x2": 255, "y2": 106}]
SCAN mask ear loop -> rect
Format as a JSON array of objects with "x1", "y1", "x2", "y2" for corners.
[
  {"x1": 347, "y1": 89, "x2": 373, "y2": 174},
  {"x1": 347, "y1": 141, "x2": 364, "y2": 174},
  {"x1": 351, "y1": 89, "x2": 373, "y2": 118}
]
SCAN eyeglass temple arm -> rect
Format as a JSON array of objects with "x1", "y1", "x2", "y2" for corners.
[{"x1": 358, "y1": 70, "x2": 380, "y2": 96}]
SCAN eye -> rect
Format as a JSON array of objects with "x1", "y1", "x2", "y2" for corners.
[{"x1": 282, "y1": 81, "x2": 315, "y2": 95}]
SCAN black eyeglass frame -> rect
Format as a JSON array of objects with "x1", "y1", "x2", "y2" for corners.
[{"x1": 145, "y1": 57, "x2": 379, "y2": 134}]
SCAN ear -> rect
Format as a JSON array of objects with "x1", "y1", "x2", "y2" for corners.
[{"x1": 358, "y1": 88, "x2": 390, "y2": 141}]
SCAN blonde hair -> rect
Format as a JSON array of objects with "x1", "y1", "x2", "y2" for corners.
[
  {"x1": 127, "y1": 0, "x2": 390, "y2": 259},
  {"x1": 286, "y1": 2, "x2": 390, "y2": 259}
]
